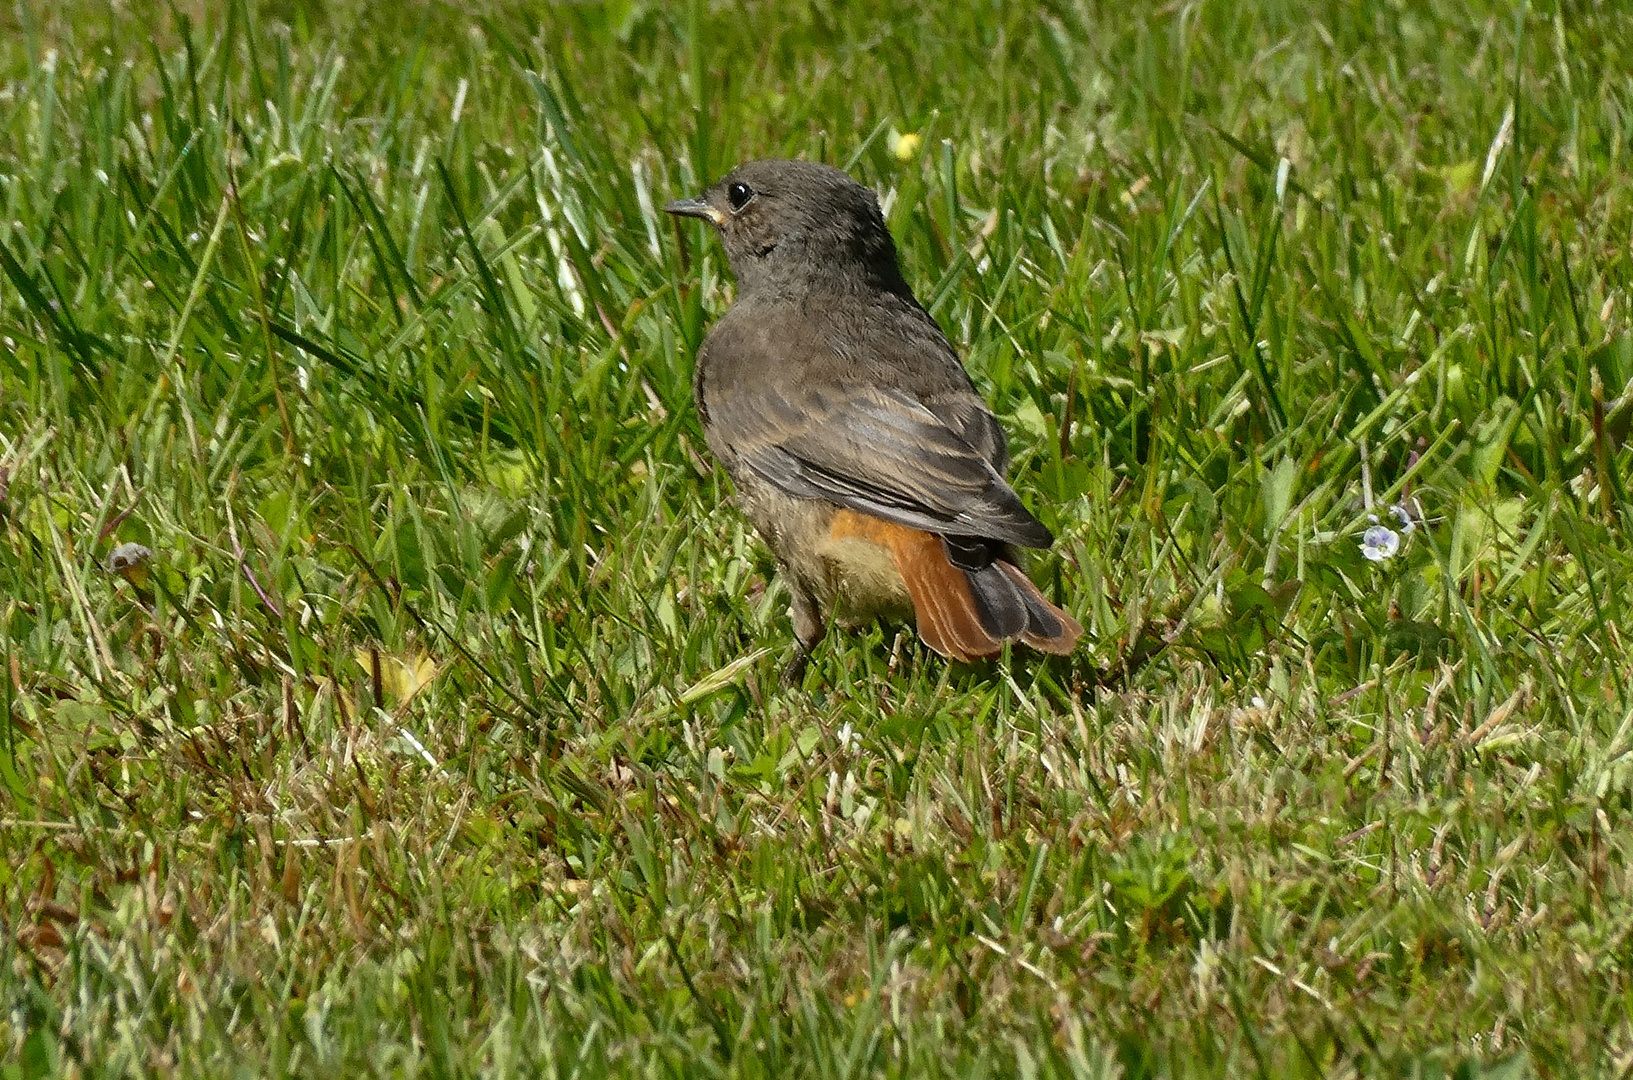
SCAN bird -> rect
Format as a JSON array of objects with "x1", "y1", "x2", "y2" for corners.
[{"x1": 665, "y1": 159, "x2": 1081, "y2": 683}]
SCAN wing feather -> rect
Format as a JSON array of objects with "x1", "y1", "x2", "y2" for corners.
[{"x1": 699, "y1": 300, "x2": 1052, "y2": 548}]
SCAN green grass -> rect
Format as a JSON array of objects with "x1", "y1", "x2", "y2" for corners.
[{"x1": 1, "y1": 0, "x2": 1631, "y2": 1074}]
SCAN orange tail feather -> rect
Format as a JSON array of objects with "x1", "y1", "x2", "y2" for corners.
[
  {"x1": 830, "y1": 510, "x2": 1080, "y2": 661},
  {"x1": 886, "y1": 527, "x2": 1004, "y2": 662}
]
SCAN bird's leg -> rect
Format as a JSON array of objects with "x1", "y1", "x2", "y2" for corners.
[
  {"x1": 781, "y1": 650, "x2": 811, "y2": 688},
  {"x1": 782, "y1": 587, "x2": 826, "y2": 688}
]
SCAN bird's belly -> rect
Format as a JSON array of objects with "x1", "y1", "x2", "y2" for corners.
[
  {"x1": 815, "y1": 534, "x2": 913, "y2": 625},
  {"x1": 720, "y1": 463, "x2": 913, "y2": 626}
]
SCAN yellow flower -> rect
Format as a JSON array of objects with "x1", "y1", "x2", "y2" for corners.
[{"x1": 889, "y1": 130, "x2": 922, "y2": 163}]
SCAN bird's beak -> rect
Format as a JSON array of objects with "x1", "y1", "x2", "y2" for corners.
[{"x1": 663, "y1": 197, "x2": 724, "y2": 226}]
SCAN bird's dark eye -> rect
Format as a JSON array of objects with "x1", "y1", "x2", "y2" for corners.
[{"x1": 727, "y1": 181, "x2": 755, "y2": 212}]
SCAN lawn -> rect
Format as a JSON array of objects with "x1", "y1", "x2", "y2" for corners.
[{"x1": 1, "y1": 0, "x2": 1631, "y2": 1075}]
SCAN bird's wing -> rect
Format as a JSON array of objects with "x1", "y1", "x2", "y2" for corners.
[{"x1": 700, "y1": 309, "x2": 1053, "y2": 548}]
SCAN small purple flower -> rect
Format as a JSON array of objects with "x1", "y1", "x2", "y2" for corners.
[{"x1": 1360, "y1": 524, "x2": 1400, "y2": 562}]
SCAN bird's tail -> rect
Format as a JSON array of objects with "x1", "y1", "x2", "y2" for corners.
[{"x1": 838, "y1": 514, "x2": 1081, "y2": 662}]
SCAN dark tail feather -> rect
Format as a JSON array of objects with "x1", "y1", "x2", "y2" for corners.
[
  {"x1": 948, "y1": 534, "x2": 1082, "y2": 654},
  {"x1": 996, "y1": 562, "x2": 1083, "y2": 655},
  {"x1": 963, "y1": 560, "x2": 1082, "y2": 655},
  {"x1": 964, "y1": 563, "x2": 1030, "y2": 639}
]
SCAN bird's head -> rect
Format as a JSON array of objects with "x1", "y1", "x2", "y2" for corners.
[{"x1": 665, "y1": 159, "x2": 906, "y2": 298}]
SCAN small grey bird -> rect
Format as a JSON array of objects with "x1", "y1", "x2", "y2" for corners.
[{"x1": 666, "y1": 159, "x2": 1081, "y2": 681}]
